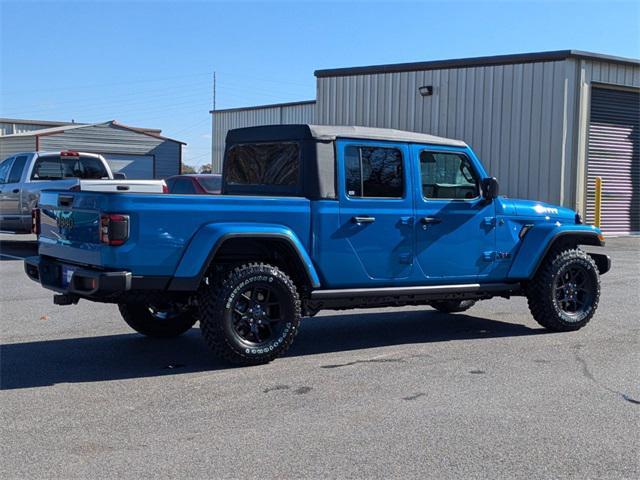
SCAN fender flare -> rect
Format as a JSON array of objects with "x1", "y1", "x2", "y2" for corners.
[
  {"x1": 169, "y1": 223, "x2": 321, "y2": 291},
  {"x1": 507, "y1": 225, "x2": 604, "y2": 280}
]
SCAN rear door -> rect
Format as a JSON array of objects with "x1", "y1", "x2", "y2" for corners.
[
  {"x1": 412, "y1": 145, "x2": 495, "y2": 281},
  {"x1": 337, "y1": 139, "x2": 414, "y2": 281}
]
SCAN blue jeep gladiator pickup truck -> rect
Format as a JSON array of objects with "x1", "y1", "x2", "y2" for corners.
[{"x1": 25, "y1": 124, "x2": 610, "y2": 365}]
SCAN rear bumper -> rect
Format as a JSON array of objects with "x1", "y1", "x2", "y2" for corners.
[
  {"x1": 24, "y1": 256, "x2": 131, "y2": 297},
  {"x1": 24, "y1": 256, "x2": 170, "y2": 299}
]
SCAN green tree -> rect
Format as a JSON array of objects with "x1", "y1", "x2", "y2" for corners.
[
  {"x1": 199, "y1": 164, "x2": 213, "y2": 174},
  {"x1": 181, "y1": 163, "x2": 196, "y2": 174}
]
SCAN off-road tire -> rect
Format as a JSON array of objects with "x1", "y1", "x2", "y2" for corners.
[
  {"x1": 198, "y1": 263, "x2": 301, "y2": 366},
  {"x1": 527, "y1": 248, "x2": 600, "y2": 331},
  {"x1": 118, "y1": 303, "x2": 198, "y2": 338},
  {"x1": 431, "y1": 300, "x2": 476, "y2": 313}
]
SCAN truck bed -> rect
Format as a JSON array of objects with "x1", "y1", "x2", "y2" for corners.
[{"x1": 37, "y1": 190, "x2": 311, "y2": 277}]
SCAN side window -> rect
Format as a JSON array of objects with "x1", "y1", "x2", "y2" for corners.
[
  {"x1": 7, "y1": 155, "x2": 28, "y2": 183},
  {"x1": 420, "y1": 151, "x2": 479, "y2": 200},
  {"x1": 226, "y1": 142, "x2": 299, "y2": 186},
  {"x1": 173, "y1": 178, "x2": 197, "y2": 194},
  {"x1": 0, "y1": 157, "x2": 14, "y2": 184},
  {"x1": 344, "y1": 145, "x2": 404, "y2": 198}
]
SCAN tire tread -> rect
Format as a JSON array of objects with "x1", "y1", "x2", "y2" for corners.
[
  {"x1": 527, "y1": 248, "x2": 600, "y2": 331},
  {"x1": 198, "y1": 262, "x2": 301, "y2": 365}
]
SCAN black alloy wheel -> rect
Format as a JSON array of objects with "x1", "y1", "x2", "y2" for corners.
[
  {"x1": 228, "y1": 283, "x2": 287, "y2": 347},
  {"x1": 554, "y1": 264, "x2": 596, "y2": 318}
]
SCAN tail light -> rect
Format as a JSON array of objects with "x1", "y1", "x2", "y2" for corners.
[
  {"x1": 100, "y1": 214, "x2": 129, "y2": 246},
  {"x1": 31, "y1": 208, "x2": 41, "y2": 235},
  {"x1": 162, "y1": 183, "x2": 169, "y2": 193}
]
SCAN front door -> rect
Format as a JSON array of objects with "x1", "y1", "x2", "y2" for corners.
[
  {"x1": 0, "y1": 155, "x2": 28, "y2": 231},
  {"x1": 412, "y1": 145, "x2": 496, "y2": 281},
  {"x1": 337, "y1": 140, "x2": 414, "y2": 281}
]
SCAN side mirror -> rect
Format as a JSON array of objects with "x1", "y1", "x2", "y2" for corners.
[
  {"x1": 113, "y1": 172, "x2": 127, "y2": 180},
  {"x1": 481, "y1": 177, "x2": 499, "y2": 202}
]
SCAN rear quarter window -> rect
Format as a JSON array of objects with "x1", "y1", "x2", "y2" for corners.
[{"x1": 226, "y1": 142, "x2": 300, "y2": 188}]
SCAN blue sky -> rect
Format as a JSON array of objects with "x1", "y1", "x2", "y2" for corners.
[{"x1": 1, "y1": 0, "x2": 639, "y2": 167}]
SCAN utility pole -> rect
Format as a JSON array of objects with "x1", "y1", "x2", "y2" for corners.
[
  {"x1": 212, "y1": 71, "x2": 216, "y2": 173},
  {"x1": 212, "y1": 71, "x2": 216, "y2": 111}
]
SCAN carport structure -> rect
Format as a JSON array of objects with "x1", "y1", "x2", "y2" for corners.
[{"x1": 0, "y1": 120, "x2": 185, "y2": 179}]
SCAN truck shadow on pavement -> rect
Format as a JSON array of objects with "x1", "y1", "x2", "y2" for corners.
[{"x1": 1, "y1": 310, "x2": 543, "y2": 390}]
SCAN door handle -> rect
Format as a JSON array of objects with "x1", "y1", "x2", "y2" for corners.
[
  {"x1": 352, "y1": 216, "x2": 376, "y2": 224},
  {"x1": 420, "y1": 217, "x2": 442, "y2": 225}
]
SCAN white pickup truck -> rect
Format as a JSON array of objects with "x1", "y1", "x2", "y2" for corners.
[{"x1": 0, "y1": 151, "x2": 166, "y2": 233}]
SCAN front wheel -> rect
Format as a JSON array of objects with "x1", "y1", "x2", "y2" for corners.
[
  {"x1": 118, "y1": 302, "x2": 198, "y2": 338},
  {"x1": 527, "y1": 248, "x2": 600, "y2": 331},
  {"x1": 198, "y1": 263, "x2": 301, "y2": 365}
]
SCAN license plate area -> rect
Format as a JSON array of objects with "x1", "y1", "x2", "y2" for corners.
[{"x1": 61, "y1": 265, "x2": 76, "y2": 288}]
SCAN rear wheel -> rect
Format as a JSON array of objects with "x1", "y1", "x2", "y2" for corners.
[
  {"x1": 118, "y1": 302, "x2": 197, "y2": 338},
  {"x1": 527, "y1": 248, "x2": 600, "y2": 331},
  {"x1": 430, "y1": 300, "x2": 476, "y2": 313},
  {"x1": 198, "y1": 263, "x2": 301, "y2": 365}
]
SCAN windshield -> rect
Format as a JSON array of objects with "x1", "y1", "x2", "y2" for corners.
[
  {"x1": 31, "y1": 155, "x2": 109, "y2": 180},
  {"x1": 198, "y1": 176, "x2": 222, "y2": 192}
]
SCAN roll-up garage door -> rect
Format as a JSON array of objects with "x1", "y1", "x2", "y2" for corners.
[
  {"x1": 586, "y1": 87, "x2": 639, "y2": 235},
  {"x1": 104, "y1": 153, "x2": 155, "y2": 179}
]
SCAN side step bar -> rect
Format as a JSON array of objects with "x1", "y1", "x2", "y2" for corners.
[{"x1": 311, "y1": 283, "x2": 519, "y2": 300}]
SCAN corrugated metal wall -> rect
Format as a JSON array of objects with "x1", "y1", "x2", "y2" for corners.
[
  {"x1": 566, "y1": 59, "x2": 640, "y2": 217},
  {"x1": 38, "y1": 123, "x2": 181, "y2": 178},
  {"x1": 212, "y1": 102, "x2": 315, "y2": 172},
  {"x1": 316, "y1": 58, "x2": 640, "y2": 213},
  {"x1": 316, "y1": 61, "x2": 570, "y2": 206},
  {"x1": 0, "y1": 136, "x2": 37, "y2": 160},
  {"x1": 0, "y1": 122, "x2": 67, "y2": 136}
]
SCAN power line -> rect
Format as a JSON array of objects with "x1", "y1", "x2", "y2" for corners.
[{"x1": 0, "y1": 70, "x2": 215, "y2": 96}]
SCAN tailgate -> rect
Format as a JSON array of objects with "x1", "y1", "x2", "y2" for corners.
[{"x1": 38, "y1": 191, "x2": 105, "y2": 266}]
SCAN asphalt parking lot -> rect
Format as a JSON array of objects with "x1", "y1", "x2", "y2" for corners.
[{"x1": 1, "y1": 235, "x2": 638, "y2": 479}]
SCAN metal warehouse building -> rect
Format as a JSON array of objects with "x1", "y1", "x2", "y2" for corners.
[
  {"x1": 212, "y1": 50, "x2": 639, "y2": 235},
  {"x1": 0, "y1": 119, "x2": 184, "y2": 179}
]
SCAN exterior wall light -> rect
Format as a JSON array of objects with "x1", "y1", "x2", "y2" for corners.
[{"x1": 419, "y1": 85, "x2": 433, "y2": 96}]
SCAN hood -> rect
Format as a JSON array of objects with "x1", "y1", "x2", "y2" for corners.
[{"x1": 511, "y1": 199, "x2": 577, "y2": 221}]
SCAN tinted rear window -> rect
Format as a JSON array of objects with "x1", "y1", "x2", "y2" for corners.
[
  {"x1": 226, "y1": 143, "x2": 299, "y2": 187},
  {"x1": 345, "y1": 145, "x2": 404, "y2": 198},
  {"x1": 172, "y1": 178, "x2": 197, "y2": 194},
  {"x1": 199, "y1": 176, "x2": 221, "y2": 192},
  {"x1": 31, "y1": 155, "x2": 109, "y2": 180}
]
